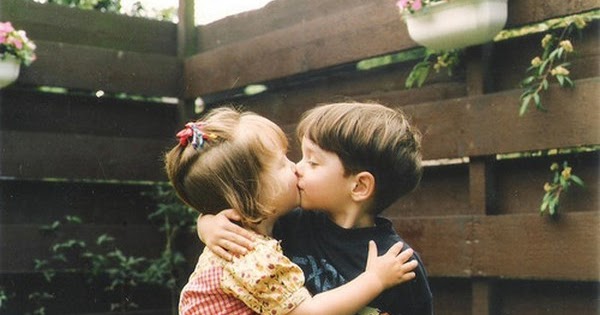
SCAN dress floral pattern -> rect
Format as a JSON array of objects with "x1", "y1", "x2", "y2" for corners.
[{"x1": 179, "y1": 234, "x2": 310, "y2": 315}]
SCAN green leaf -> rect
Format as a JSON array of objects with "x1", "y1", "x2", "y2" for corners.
[
  {"x1": 539, "y1": 59, "x2": 551, "y2": 75},
  {"x1": 533, "y1": 93, "x2": 542, "y2": 109},
  {"x1": 557, "y1": 74, "x2": 565, "y2": 86},
  {"x1": 564, "y1": 76, "x2": 574, "y2": 87},
  {"x1": 540, "y1": 196, "x2": 549, "y2": 213},
  {"x1": 570, "y1": 175, "x2": 585, "y2": 186},
  {"x1": 519, "y1": 95, "x2": 532, "y2": 116},
  {"x1": 97, "y1": 234, "x2": 115, "y2": 245},
  {"x1": 521, "y1": 76, "x2": 535, "y2": 85},
  {"x1": 65, "y1": 215, "x2": 82, "y2": 224}
]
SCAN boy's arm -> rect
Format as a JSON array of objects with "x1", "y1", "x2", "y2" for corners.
[
  {"x1": 196, "y1": 210, "x2": 255, "y2": 260},
  {"x1": 289, "y1": 241, "x2": 418, "y2": 315}
]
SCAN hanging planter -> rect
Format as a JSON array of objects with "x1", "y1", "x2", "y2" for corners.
[
  {"x1": 0, "y1": 55, "x2": 21, "y2": 88},
  {"x1": 0, "y1": 21, "x2": 37, "y2": 89},
  {"x1": 400, "y1": 0, "x2": 508, "y2": 50}
]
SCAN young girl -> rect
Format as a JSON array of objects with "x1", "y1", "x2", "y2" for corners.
[{"x1": 165, "y1": 107, "x2": 417, "y2": 315}]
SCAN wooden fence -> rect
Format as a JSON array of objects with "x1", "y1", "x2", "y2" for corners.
[{"x1": 0, "y1": 0, "x2": 598, "y2": 314}]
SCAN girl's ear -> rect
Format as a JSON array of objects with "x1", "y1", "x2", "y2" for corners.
[{"x1": 350, "y1": 171, "x2": 375, "y2": 202}]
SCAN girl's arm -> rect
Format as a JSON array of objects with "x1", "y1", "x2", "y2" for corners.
[
  {"x1": 290, "y1": 241, "x2": 418, "y2": 315},
  {"x1": 197, "y1": 210, "x2": 254, "y2": 260}
]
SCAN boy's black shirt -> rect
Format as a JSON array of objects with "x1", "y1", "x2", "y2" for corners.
[{"x1": 273, "y1": 209, "x2": 433, "y2": 315}]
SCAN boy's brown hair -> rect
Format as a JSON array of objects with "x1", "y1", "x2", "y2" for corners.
[
  {"x1": 297, "y1": 102, "x2": 422, "y2": 214},
  {"x1": 164, "y1": 107, "x2": 288, "y2": 225}
]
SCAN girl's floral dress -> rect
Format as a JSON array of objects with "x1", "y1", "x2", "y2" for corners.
[{"x1": 179, "y1": 234, "x2": 311, "y2": 315}]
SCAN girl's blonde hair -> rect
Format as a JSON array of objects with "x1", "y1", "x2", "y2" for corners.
[{"x1": 165, "y1": 107, "x2": 288, "y2": 226}]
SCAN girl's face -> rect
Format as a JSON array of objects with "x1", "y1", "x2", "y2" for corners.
[{"x1": 262, "y1": 148, "x2": 300, "y2": 216}]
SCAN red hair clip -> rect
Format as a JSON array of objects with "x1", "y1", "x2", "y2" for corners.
[{"x1": 176, "y1": 122, "x2": 216, "y2": 149}]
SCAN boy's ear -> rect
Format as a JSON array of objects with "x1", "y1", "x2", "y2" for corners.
[{"x1": 350, "y1": 171, "x2": 375, "y2": 202}]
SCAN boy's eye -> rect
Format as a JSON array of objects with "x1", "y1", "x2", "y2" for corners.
[{"x1": 307, "y1": 160, "x2": 317, "y2": 166}]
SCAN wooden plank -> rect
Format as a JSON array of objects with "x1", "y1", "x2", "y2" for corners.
[
  {"x1": 0, "y1": 273, "x2": 171, "y2": 314},
  {"x1": 0, "y1": 90, "x2": 179, "y2": 138},
  {"x1": 392, "y1": 216, "x2": 475, "y2": 278},
  {"x1": 393, "y1": 212, "x2": 599, "y2": 280},
  {"x1": 385, "y1": 163, "x2": 470, "y2": 218},
  {"x1": 506, "y1": 0, "x2": 600, "y2": 27},
  {"x1": 0, "y1": 130, "x2": 173, "y2": 181},
  {"x1": 472, "y1": 212, "x2": 600, "y2": 281},
  {"x1": 402, "y1": 78, "x2": 600, "y2": 160},
  {"x1": 220, "y1": 62, "x2": 464, "y2": 127},
  {"x1": 197, "y1": 0, "x2": 373, "y2": 51},
  {"x1": 0, "y1": 180, "x2": 158, "y2": 225},
  {"x1": 495, "y1": 152, "x2": 599, "y2": 215},
  {"x1": 16, "y1": 41, "x2": 181, "y2": 97},
  {"x1": 471, "y1": 280, "x2": 498, "y2": 315},
  {"x1": 0, "y1": 225, "x2": 165, "y2": 273},
  {"x1": 496, "y1": 280, "x2": 599, "y2": 315},
  {"x1": 429, "y1": 278, "x2": 472, "y2": 315},
  {"x1": 184, "y1": 0, "x2": 412, "y2": 97},
  {"x1": 0, "y1": 0, "x2": 177, "y2": 55},
  {"x1": 241, "y1": 79, "x2": 598, "y2": 163},
  {"x1": 184, "y1": 0, "x2": 598, "y2": 96}
]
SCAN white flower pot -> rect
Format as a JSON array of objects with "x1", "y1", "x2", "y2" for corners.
[
  {"x1": 404, "y1": 0, "x2": 508, "y2": 50},
  {"x1": 0, "y1": 55, "x2": 21, "y2": 88}
]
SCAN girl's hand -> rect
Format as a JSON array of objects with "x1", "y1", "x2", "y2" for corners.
[
  {"x1": 197, "y1": 209, "x2": 255, "y2": 261},
  {"x1": 365, "y1": 241, "x2": 418, "y2": 290}
]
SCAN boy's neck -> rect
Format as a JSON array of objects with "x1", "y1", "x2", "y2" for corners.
[{"x1": 329, "y1": 210, "x2": 375, "y2": 229}]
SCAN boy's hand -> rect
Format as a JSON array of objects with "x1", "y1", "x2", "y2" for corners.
[
  {"x1": 365, "y1": 241, "x2": 418, "y2": 290},
  {"x1": 197, "y1": 209, "x2": 255, "y2": 261}
]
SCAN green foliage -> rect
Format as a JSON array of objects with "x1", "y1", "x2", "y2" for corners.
[
  {"x1": 540, "y1": 161, "x2": 584, "y2": 217},
  {"x1": 517, "y1": 11, "x2": 599, "y2": 115},
  {"x1": 31, "y1": 0, "x2": 177, "y2": 21},
  {"x1": 43, "y1": 0, "x2": 122, "y2": 12},
  {"x1": 17, "y1": 184, "x2": 196, "y2": 314},
  {"x1": 356, "y1": 49, "x2": 425, "y2": 71},
  {"x1": 405, "y1": 49, "x2": 461, "y2": 89},
  {"x1": 0, "y1": 287, "x2": 9, "y2": 310}
]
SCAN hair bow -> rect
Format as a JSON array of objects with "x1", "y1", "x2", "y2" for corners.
[{"x1": 176, "y1": 122, "x2": 217, "y2": 150}]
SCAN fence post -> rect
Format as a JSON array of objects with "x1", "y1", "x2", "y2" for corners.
[
  {"x1": 177, "y1": 0, "x2": 197, "y2": 123},
  {"x1": 465, "y1": 45, "x2": 500, "y2": 315}
]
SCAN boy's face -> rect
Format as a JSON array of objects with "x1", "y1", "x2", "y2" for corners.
[{"x1": 295, "y1": 137, "x2": 354, "y2": 213}]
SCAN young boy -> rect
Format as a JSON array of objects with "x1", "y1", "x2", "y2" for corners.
[{"x1": 198, "y1": 102, "x2": 433, "y2": 315}]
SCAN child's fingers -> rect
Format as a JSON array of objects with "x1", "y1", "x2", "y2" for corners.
[
  {"x1": 221, "y1": 237, "x2": 251, "y2": 256},
  {"x1": 402, "y1": 260, "x2": 419, "y2": 273},
  {"x1": 221, "y1": 209, "x2": 242, "y2": 221},
  {"x1": 396, "y1": 247, "x2": 414, "y2": 263},
  {"x1": 209, "y1": 245, "x2": 234, "y2": 262},
  {"x1": 401, "y1": 271, "x2": 417, "y2": 282},
  {"x1": 220, "y1": 210, "x2": 256, "y2": 243},
  {"x1": 384, "y1": 241, "x2": 404, "y2": 257},
  {"x1": 367, "y1": 240, "x2": 378, "y2": 263}
]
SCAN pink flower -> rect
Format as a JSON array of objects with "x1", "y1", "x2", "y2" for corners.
[
  {"x1": 0, "y1": 21, "x2": 37, "y2": 66},
  {"x1": 0, "y1": 22, "x2": 15, "y2": 33},
  {"x1": 396, "y1": 0, "x2": 410, "y2": 8},
  {"x1": 412, "y1": 0, "x2": 423, "y2": 10},
  {"x1": 8, "y1": 37, "x2": 23, "y2": 49}
]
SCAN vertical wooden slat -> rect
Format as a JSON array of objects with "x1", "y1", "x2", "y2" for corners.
[
  {"x1": 472, "y1": 280, "x2": 499, "y2": 315},
  {"x1": 177, "y1": 0, "x2": 197, "y2": 123},
  {"x1": 465, "y1": 45, "x2": 499, "y2": 315}
]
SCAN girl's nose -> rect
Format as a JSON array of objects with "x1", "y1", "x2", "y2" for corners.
[{"x1": 295, "y1": 160, "x2": 303, "y2": 177}]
